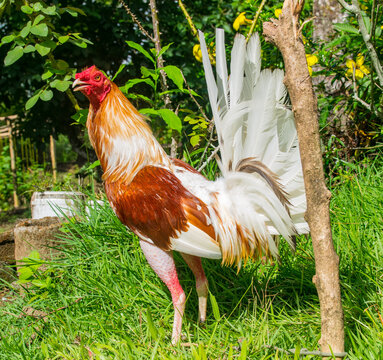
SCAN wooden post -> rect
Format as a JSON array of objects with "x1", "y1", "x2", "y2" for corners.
[
  {"x1": 263, "y1": 0, "x2": 344, "y2": 357},
  {"x1": 50, "y1": 134, "x2": 57, "y2": 183},
  {"x1": 7, "y1": 120, "x2": 19, "y2": 208}
]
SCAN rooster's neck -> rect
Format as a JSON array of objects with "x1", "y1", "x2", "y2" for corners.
[{"x1": 87, "y1": 83, "x2": 171, "y2": 184}]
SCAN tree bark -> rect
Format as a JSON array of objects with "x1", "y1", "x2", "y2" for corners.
[
  {"x1": 263, "y1": 0, "x2": 344, "y2": 357},
  {"x1": 313, "y1": 0, "x2": 344, "y2": 42}
]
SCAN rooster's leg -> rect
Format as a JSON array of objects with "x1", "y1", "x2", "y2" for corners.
[
  {"x1": 140, "y1": 240, "x2": 186, "y2": 344},
  {"x1": 180, "y1": 253, "x2": 208, "y2": 323}
]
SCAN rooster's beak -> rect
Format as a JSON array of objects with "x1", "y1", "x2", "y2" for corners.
[{"x1": 72, "y1": 78, "x2": 89, "y2": 92}]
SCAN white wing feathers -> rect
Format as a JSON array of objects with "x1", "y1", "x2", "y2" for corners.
[
  {"x1": 199, "y1": 29, "x2": 309, "y2": 245},
  {"x1": 172, "y1": 30, "x2": 308, "y2": 266}
]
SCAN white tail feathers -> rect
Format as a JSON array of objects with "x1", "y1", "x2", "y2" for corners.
[{"x1": 199, "y1": 28, "x2": 309, "y2": 258}]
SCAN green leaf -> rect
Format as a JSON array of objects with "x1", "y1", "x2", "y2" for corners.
[
  {"x1": 362, "y1": 13, "x2": 371, "y2": 34},
  {"x1": 14, "y1": 37, "x2": 26, "y2": 46},
  {"x1": 21, "y1": 5, "x2": 33, "y2": 14},
  {"x1": 323, "y1": 35, "x2": 347, "y2": 50},
  {"x1": 4, "y1": 46, "x2": 23, "y2": 66},
  {"x1": 42, "y1": 40, "x2": 56, "y2": 49},
  {"x1": 139, "y1": 108, "x2": 160, "y2": 116},
  {"x1": 58, "y1": 35, "x2": 69, "y2": 44},
  {"x1": 55, "y1": 59, "x2": 69, "y2": 70},
  {"x1": 65, "y1": 8, "x2": 78, "y2": 17},
  {"x1": 23, "y1": 45, "x2": 35, "y2": 53},
  {"x1": 20, "y1": 21, "x2": 32, "y2": 38},
  {"x1": 146, "y1": 309, "x2": 158, "y2": 340},
  {"x1": 1, "y1": 35, "x2": 15, "y2": 44},
  {"x1": 190, "y1": 135, "x2": 200, "y2": 147},
  {"x1": 35, "y1": 43, "x2": 51, "y2": 56},
  {"x1": 121, "y1": 78, "x2": 155, "y2": 93},
  {"x1": 157, "y1": 43, "x2": 172, "y2": 59},
  {"x1": 140, "y1": 66, "x2": 158, "y2": 81},
  {"x1": 40, "y1": 89, "x2": 53, "y2": 101},
  {"x1": 25, "y1": 93, "x2": 40, "y2": 110},
  {"x1": 71, "y1": 109, "x2": 89, "y2": 125},
  {"x1": 41, "y1": 5, "x2": 57, "y2": 15},
  {"x1": 29, "y1": 250, "x2": 40, "y2": 260},
  {"x1": 182, "y1": 88, "x2": 199, "y2": 96},
  {"x1": 51, "y1": 80, "x2": 71, "y2": 92},
  {"x1": 126, "y1": 41, "x2": 155, "y2": 64},
  {"x1": 31, "y1": 23, "x2": 49, "y2": 37},
  {"x1": 70, "y1": 39, "x2": 87, "y2": 48},
  {"x1": 32, "y1": 279, "x2": 49, "y2": 288},
  {"x1": 112, "y1": 64, "x2": 126, "y2": 81},
  {"x1": 163, "y1": 65, "x2": 184, "y2": 90},
  {"x1": 209, "y1": 292, "x2": 220, "y2": 321},
  {"x1": 333, "y1": 23, "x2": 359, "y2": 34},
  {"x1": 127, "y1": 93, "x2": 153, "y2": 104},
  {"x1": 140, "y1": 108, "x2": 182, "y2": 131},
  {"x1": 86, "y1": 160, "x2": 100, "y2": 170},
  {"x1": 157, "y1": 109, "x2": 182, "y2": 132},
  {"x1": 65, "y1": 6, "x2": 86, "y2": 16},
  {"x1": 33, "y1": 2, "x2": 43, "y2": 12},
  {"x1": 18, "y1": 266, "x2": 34, "y2": 281},
  {"x1": 41, "y1": 70, "x2": 53, "y2": 80},
  {"x1": 33, "y1": 14, "x2": 45, "y2": 26}
]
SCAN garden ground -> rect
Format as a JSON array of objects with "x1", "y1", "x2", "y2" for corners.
[{"x1": 0, "y1": 159, "x2": 382, "y2": 359}]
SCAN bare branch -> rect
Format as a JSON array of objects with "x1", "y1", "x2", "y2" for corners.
[
  {"x1": 181, "y1": 72, "x2": 211, "y2": 124},
  {"x1": 298, "y1": 16, "x2": 316, "y2": 36},
  {"x1": 119, "y1": 0, "x2": 154, "y2": 42},
  {"x1": 148, "y1": 0, "x2": 180, "y2": 157},
  {"x1": 149, "y1": 0, "x2": 170, "y2": 107},
  {"x1": 197, "y1": 145, "x2": 219, "y2": 173}
]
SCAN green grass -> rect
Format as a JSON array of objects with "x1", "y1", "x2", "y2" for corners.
[{"x1": 0, "y1": 161, "x2": 382, "y2": 359}]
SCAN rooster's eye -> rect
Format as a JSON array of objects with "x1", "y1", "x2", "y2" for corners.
[{"x1": 94, "y1": 74, "x2": 101, "y2": 81}]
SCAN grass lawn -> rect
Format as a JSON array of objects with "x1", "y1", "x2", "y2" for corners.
[{"x1": 0, "y1": 161, "x2": 382, "y2": 359}]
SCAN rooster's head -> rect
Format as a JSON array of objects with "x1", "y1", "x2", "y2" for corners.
[{"x1": 73, "y1": 65, "x2": 111, "y2": 108}]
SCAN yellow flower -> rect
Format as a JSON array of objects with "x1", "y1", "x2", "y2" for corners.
[
  {"x1": 209, "y1": 42, "x2": 216, "y2": 65},
  {"x1": 306, "y1": 54, "x2": 318, "y2": 76},
  {"x1": 274, "y1": 8, "x2": 282, "y2": 18},
  {"x1": 346, "y1": 54, "x2": 370, "y2": 80},
  {"x1": 193, "y1": 44, "x2": 202, "y2": 62},
  {"x1": 233, "y1": 12, "x2": 252, "y2": 31}
]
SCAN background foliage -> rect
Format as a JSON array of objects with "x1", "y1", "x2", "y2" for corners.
[{"x1": 0, "y1": 0, "x2": 382, "y2": 358}]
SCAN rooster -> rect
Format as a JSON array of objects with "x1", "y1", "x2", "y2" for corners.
[{"x1": 72, "y1": 29, "x2": 308, "y2": 344}]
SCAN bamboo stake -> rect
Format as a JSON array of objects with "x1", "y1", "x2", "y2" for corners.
[
  {"x1": 7, "y1": 120, "x2": 19, "y2": 208},
  {"x1": 50, "y1": 135, "x2": 57, "y2": 183},
  {"x1": 263, "y1": 0, "x2": 344, "y2": 357}
]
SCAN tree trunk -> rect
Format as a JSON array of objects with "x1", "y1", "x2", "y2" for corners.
[
  {"x1": 263, "y1": 0, "x2": 344, "y2": 357},
  {"x1": 313, "y1": 0, "x2": 345, "y2": 42}
]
